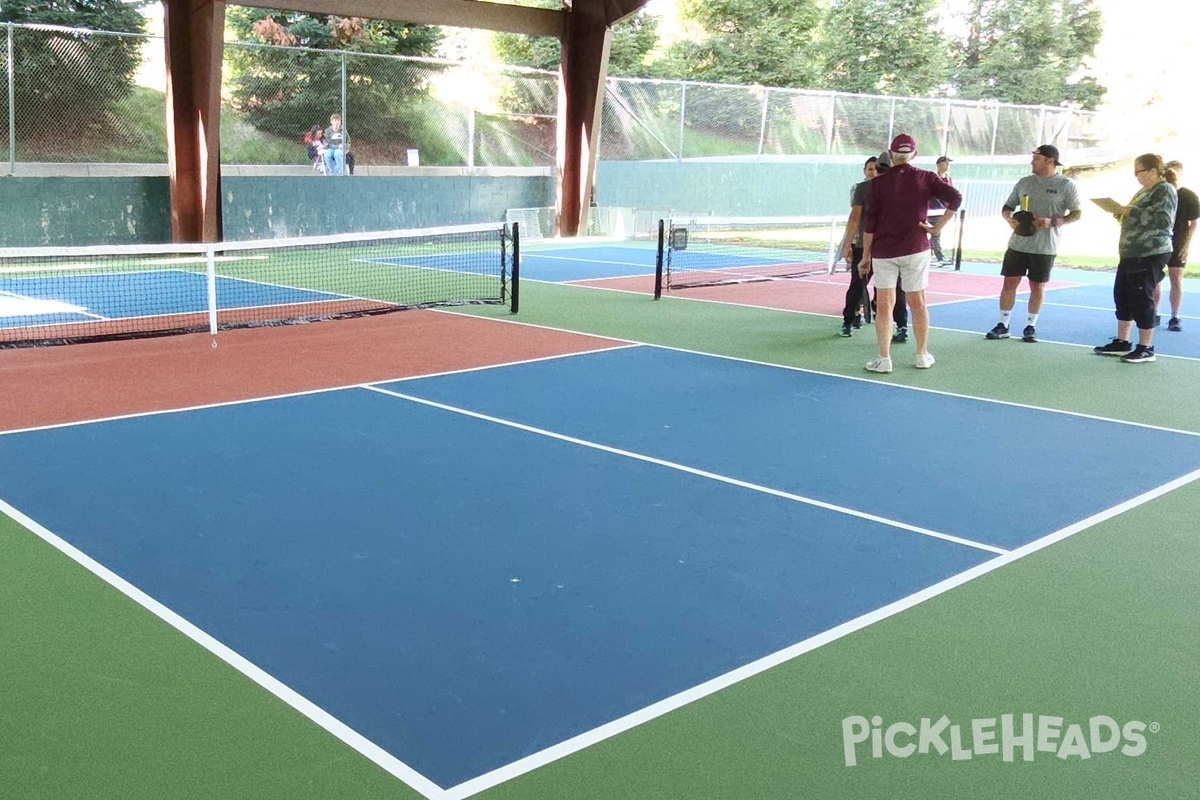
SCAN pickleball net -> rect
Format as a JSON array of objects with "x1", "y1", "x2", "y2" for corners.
[
  {"x1": 657, "y1": 215, "x2": 844, "y2": 291},
  {"x1": 0, "y1": 222, "x2": 517, "y2": 347}
]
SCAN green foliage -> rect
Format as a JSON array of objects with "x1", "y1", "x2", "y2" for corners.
[
  {"x1": 493, "y1": 9, "x2": 661, "y2": 76},
  {"x1": 949, "y1": 0, "x2": 1105, "y2": 109},
  {"x1": 821, "y1": 0, "x2": 949, "y2": 96},
  {"x1": 1, "y1": 1, "x2": 148, "y2": 137},
  {"x1": 658, "y1": 0, "x2": 825, "y2": 88},
  {"x1": 224, "y1": 8, "x2": 442, "y2": 139}
]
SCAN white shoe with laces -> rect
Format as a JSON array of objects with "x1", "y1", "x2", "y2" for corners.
[
  {"x1": 915, "y1": 351, "x2": 936, "y2": 369},
  {"x1": 865, "y1": 356, "x2": 893, "y2": 373}
]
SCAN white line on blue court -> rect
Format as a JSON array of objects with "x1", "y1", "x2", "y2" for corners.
[
  {"x1": 1041, "y1": 299, "x2": 1200, "y2": 321},
  {"x1": 361, "y1": 383, "x2": 1007, "y2": 556},
  {"x1": 0, "y1": 343, "x2": 639, "y2": 437},
  {"x1": 521, "y1": 252, "x2": 650, "y2": 268},
  {"x1": 441, "y1": 310, "x2": 1200, "y2": 436},
  {"x1": 441, "y1": 466, "x2": 1200, "y2": 799},
  {"x1": 0, "y1": 498, "x2": 451, "y2": 800}
]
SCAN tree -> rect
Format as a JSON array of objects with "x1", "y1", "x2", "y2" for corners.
[
  {"x1": 657, "y1": 0, "x2": 826, "y2": 88},
  {"x1": 949, "y1": 0, "x2": 1105, "y2": 109},
  {"x1": 821, "y1": 0, "x2": 949, "y2": 97},
  {"x1": 225, "y1": 8, "x2": 442, "y2": 141},
  {"x1": 1, "y1": 1, "x2": 148, "y2": 138},
  {"x1": 492, "y1": 6, "x2": 661, "y2": 77}
]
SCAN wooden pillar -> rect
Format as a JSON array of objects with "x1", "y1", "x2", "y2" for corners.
[
  {"x1": 163, "y1": 0, "x2": 225, "y2": 243},
  {"x1": 556, "y1": 6, "x2": 611, "y2": 237}
]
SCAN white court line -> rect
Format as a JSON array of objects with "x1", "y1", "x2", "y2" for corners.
[
  {"x1": 925, "y1": 321, "x2": 1200, "y2": 364},
  {"x1": 0, "y1": 498, "x2": 450, "y2": 800},
  {"x1": 0, "y1": 343, "x2": 637, "y2": 437},
  {"x1": 7, "y1": 322, "x2": 1200, "y2": 795},
  {"x1": 562, "y1": 273, "x2": 654, "y2": 284},
  {"x1": 509, "y1": 279, "x2": 1200, "y2": 363},
  {"x1": 443, "y1": 467, "x2": 1200, "y2": 798},
  {"x1": 1041, "y1": 299, "x2": 1200, "y2": 322},
  {"x1": 361, "y1": 384, "x2": 1005, "y2": 556},
  {"x1": 521, "y1": 252, "x2": 651, "y2": 269},
  {"x1": 439, "y1": 309, "x2": 1200, "y2": 437}
]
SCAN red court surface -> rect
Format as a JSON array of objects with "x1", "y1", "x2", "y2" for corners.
[
  {"x1": 0, "y1": 311, "x2": 622, "y2": 432},
  {"x1": 572, "y1": 270, "x2": 1079, "y2": 316}
]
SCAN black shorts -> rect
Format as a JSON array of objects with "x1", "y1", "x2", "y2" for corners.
[
  {"x1": 1001, "y1": 250, "x2": 1056, "y2": 283},
  {"x1": 1114, "y1": 254, "x2": 1171, "y2": 329}
]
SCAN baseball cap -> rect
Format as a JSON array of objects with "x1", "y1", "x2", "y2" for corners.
[
  {"x1": 890, "y1": 133, "x2": 917, "y2": 155},
  {"x1": 936, "y1": 155, "x2": 952, "y2": 164},
  {"x1": 876, "y1": 150, "x2": 891, "y2": 171},
  {"x1": 1033, "y1": 144, "x2": 1063, "y2": 165}
]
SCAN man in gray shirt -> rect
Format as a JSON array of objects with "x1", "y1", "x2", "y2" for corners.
[{"x1": 985, "y1": 144, "x2": 1082, "y2": 342}]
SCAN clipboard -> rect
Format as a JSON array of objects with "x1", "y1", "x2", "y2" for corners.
[{"x1": 1090, "y1": 197, "x2": 1124, "y2": 215}]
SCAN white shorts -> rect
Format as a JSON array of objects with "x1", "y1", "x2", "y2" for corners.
[{"x1": 873, "y1": 251, "x2": 930, "y2": 292}]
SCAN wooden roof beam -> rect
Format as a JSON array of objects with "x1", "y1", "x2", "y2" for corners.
[{"x1": 236, "y1": 0, "x2": 564, "y2": 38}]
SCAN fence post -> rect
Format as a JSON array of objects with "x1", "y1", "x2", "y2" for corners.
[
  {"x1": 677, "y1": 82, "x2": 686, "y2": 161},
  {"x1": 7, "y1": 23, "x2": 14, "y2": 176},
  {"x1": 941, "y1": 99, "x2": 952, "y2": 157},
  {"x1": 887, "y1": 97, "x2": 896, "y2": 145},
  {"x1": 826, "y1": 92, "x2": 836, "y2": 155},
  {"x1": 989, "y1": 103, "x2": 1000, "y2": 163},
  {"x1": 756, "y1": 87, "x2": 769, "y2": 157},
  {"x1": 468, "y1": 105, "x2": 475, "y2": 168},
  {"x1": 340, "y1": 51, "x2": 347, "y2": 174}
]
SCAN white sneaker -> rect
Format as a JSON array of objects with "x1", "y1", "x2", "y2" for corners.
[
  {"x1": 915, "y1": 351, "x2": 936, "y2": 369},
  {"x1": 865, "y1": 356, "x2": 893, "y2": 373}
]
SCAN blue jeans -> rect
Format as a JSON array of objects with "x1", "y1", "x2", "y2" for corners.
[{"x1": 323, "y1": 148, "x2": 345, "y2": 176}]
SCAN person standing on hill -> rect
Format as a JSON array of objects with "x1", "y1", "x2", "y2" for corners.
[
  {"x1": 860, "y1": 134, "x2": 962, "y2": 373},
  {"x1": 323, "y1": 113, "x2": 349, "y2": 176}
]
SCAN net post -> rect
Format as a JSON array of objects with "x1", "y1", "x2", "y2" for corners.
[
  {"x1": 953, "y1": 208, "x2": 965, "y2": 271},
  {"x1": 510, "y1": 221, "x2": 520, "y2": 314},
  {"x1": 653, "y1": 219, "x2": 664, "y2": 300},
  {"x1": 206, "y1": 245, "x2": 218, "y2": 339}
]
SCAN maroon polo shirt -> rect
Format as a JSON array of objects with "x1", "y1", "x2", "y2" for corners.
[{"x1": 864, "y1": 163, "x2": 963, "y2": 259}]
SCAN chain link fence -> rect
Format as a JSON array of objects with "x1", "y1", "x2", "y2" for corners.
[
  {"x1": 1, "y1": 21, "x2": 1112, "y2": 172},
  {"x1": 600, "y1": 77, "x2": 1109, "y2": 163},
  {"x1": 1, "y1": 22, "x2": 165, "y2": 169}
]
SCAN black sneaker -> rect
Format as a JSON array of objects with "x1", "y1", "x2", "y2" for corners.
[
  {"x1": 1121, "y1": 345, "x2": 1156, "y2": 363},
  {"x1": 1094, "y1": 338, "x2": 1134, "y2": 356},
  {"x1": 840, "y1": 324, "x2": 852, "y2": 338},
  {"x1": 852, "y1": 314, "x2": 863, "y2": 329},
  {"x1": 1168, "y1": 317, "x2": 1183, "y2": 332},
  {"x1": 892, "y1": 327, "x2": 908, "y2": 343},
  {"x1": 1022, "y1": 325, "x2": 1037, "y2": 343},
  {"x1": 985, "y1": 323, "x2": 1010, "y2": 340}
]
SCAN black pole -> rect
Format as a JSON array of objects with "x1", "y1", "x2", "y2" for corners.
[
  {"x1": 953, "y1": 208, "x2": 965, "y2": 271},
  {"x1": 511, "y1": 221, "x2": 520, "y2": 313},
  {"x1": 653, "y1": 219, "x2": 665, "y2": 300}
]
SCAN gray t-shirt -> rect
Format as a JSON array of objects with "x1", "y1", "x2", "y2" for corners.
[
  {"x1": 850, "y1": 179, "x2": 870, "y2": 247},
  {"x1": 1004, "y1": 172, "x2": 1081, "y2": 255}
]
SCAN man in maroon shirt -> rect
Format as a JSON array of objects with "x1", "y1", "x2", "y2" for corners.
[{"x1": 860, "y1": 134, "x2": 963, "y2": 372}]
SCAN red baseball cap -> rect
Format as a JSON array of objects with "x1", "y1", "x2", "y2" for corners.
[{"x1": 890, "y1": 134, "x2": 917, "y2": 155}]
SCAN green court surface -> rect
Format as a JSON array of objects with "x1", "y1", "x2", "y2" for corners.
[{"x1": 3, "y1": 279, "x2": 1198, "y2": 799}]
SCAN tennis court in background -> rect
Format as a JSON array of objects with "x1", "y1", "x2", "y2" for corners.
[
  {"x1": 4, "y1": 341, "x2": 1199, "y2": 797},
  {"x1": 517, "y1": 236, "x2": 1200, "y2": 359}
]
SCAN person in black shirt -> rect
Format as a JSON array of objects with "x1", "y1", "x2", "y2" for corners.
[
  {"x1": 1158, "y1": 160, "x2": 1199, "y2": 331},
  {"x1": 838, "y1": 152, "x2": 909, "y2": 341}
]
